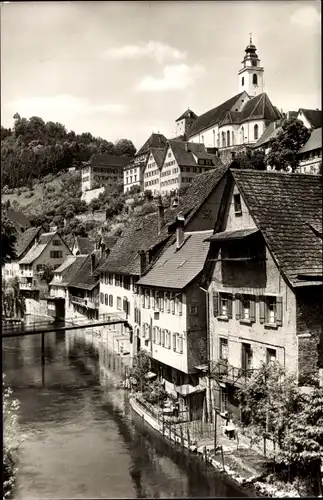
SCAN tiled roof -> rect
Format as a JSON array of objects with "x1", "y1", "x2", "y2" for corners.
[
  {"x1": 18, "y1": 231, "x2": 57, "y2": 264},
  {"x1": 175, "y1": 109, "x2": 198, "y2": 122},
  {"x1": 6, "y1": 209, "x2": 31, "y2": 232},
  {"x1": 187, "y1": 92, "x2": 246, "y2": 138},
  {"x1": 14, "y1": 226, "x2": 43, "y2": 259},
  {"x1": 137, "y1": 230, "x2": 213, "y2": 289},
  {"x1": 151, "y1": 147, "x2": 165, "y2": 169},
  {"x1": 299, "y1": 127, "x2": 322, "y2": 154},
  {"x1": 74, "y1": 236, "x2": 95, "y2": 255},
  {"x1": 68, "y1": 251, "x2": 103, "y2": 290},
  {"x1": 101, "y1": 235, "x2": 118, "y2": 249},
  {"x1": 238, "y1": 93, "x2": 282, "y2": 124},
  {"x1": 88, "y1": 154, "x2": 131, "y2": 169},
  {"x1": 136, "y1": 133, "x2": 168, "y2": 157},
  {"x1": 231, "y1": 169, "x2": 323, "y2": 287},
  {"x1": 96, "y1": 164, "x2": 229, "y2": 277},
  {"x1": 253, "y1": 120, "x2": 283, "y2": 148},
  {"x1": 169, "y1": 140, "x2": 224, "y2": 167},
  {"x1": 50, "y1": 255, "x2": 88, "y2": 287},
  {"x1": 299, "y1": 109, "x2": 322, "y2": 129}
]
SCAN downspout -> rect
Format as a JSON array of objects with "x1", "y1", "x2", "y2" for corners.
[{"x1": 199, "y1": 283, "x2": 213, "y2": 423}]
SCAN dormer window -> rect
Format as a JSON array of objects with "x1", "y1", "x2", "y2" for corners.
[{"x1": 234, "y1": 193, "x2": 242, "y2": 215}]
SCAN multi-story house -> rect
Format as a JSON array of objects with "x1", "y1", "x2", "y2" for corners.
[
  {"x1": 297, "y1": 127, "x2": 322, "y2": 175},
  {"x1": 124, "y1": 133, "x2": 167, "y2": 193},
  {"x1": 159, "y1": 140, "x2": 223, "y2": 196},
  {"x1": 137, "y1": 220, "x2": 213, "y2": 421},
  {"x1": 143, "y1": 147, "x2": 165, "y2": 195},
  {"x1": 81, "y1": 153, "x2": 131, "y2": 193},
  {"x1": 296, "y1": 108, "x2": 322, "y2": 130},
  {"x1": 186, "y1": 38, "x2": 282, "y2": 164},
  {"x1": 202, "y1": 169, "x2": 322, "y2": 420},
  {"x1": 2, "y1": 225, "x2": 44, "y2": 281},
  {"x1": 46, "y1": 255, "x2": 88, "y2": 320}
]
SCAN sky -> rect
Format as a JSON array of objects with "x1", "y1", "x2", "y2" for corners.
[{"x1": 1, "y1": 1, "x2": 321, "y2": 149}]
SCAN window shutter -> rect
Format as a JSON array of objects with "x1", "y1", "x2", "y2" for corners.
[
  {"x1": 178, "y1": 295, "x2": 182, "y2": 315},
  {"x1": 171, "y1": 297, "x2": 175, "y2": 315},
  {"x1": 161, "y1": 329, "x2": 165, "y2": 347},
  {"x1": 276, "y1": 297, "x2": 283, "y2": 326},
  {"x1": 213, "y1": 291, "x2": 219, "y2": 317},
  {"x1": 148, "y1": 324, "x2": 151, "y2": 341},
  {"x1": 250, "y1": 298, "x2": 256, "y2": 323},
  {"x1": 173, "y1": 333, "x2": 176, "y2": 351},
  {"x1": 160, "y1": 295, "x2": 164, "y2": 312},
  {"x1": 138, "y1": 309, "x2": 141, "y2": 326},
  {"x1": 153, "y1": 327, "x2": 156, "y2": 343},
  {"x1": 227, "y1": 295, "x2": 232, "y2": 319},
  {"x1": 151, "y1": 290, "x2": 155, "y2": 310},
  {"x1": 179, "y1": 336, "x2": 183, "y2": 354},
  {"x1": 259, "y1": 297, "x2": 265, "y2": 324},
  {"x1": 235, "y1": 294, "x2": 241, "y2": 320},
  {"x1": 141, "y1": 291, "x2": 145, "y2": 308}
]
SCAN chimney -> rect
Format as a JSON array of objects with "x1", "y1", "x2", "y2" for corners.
[
  {"x1": 157, "y1": 198, "x2": 165, "y2": 234},
  {"x1": 172, "y1": 197, "x2": 179, "y2": 208},
  {"x1": 185, "y1": 142, "x2": 189, "y2": 152},
  {"x1": 90, "y1": 253, "x2": 96, "y2": 274},
  {"x1": 176, "y1": 213, "x2": 185, "y2": 250},
  {"x1": 100, "y1": 242, "x2": 106, "y2": 259},
  {"x1": 139, "y1": 250, "x2": 146, "y2": 276}
]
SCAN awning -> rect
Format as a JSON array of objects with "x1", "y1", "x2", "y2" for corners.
[
  {"x1": 145, "y1": 371, "x2": 157, "y2": 380},
  {"x1": 176, "y1": 384, "x2": 205, "y2": 397},
  {"x1": 205, "y1": 228, "x2": 259, "y2": 242}
]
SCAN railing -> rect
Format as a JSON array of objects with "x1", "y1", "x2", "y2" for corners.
[
  {"x1": 210, "y1": 360, "x2": 258, "y2": 386},
  {"x1": 70, "y1": 296, "x2": 99, "y2": 309}
]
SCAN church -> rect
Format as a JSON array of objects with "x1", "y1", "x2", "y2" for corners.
[{"x1": 175, "y1": 37, "x2": 282, "y2": 163}]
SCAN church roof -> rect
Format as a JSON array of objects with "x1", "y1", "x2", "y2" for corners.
[
  {"x1": 175, "y1": 109, "x2": 198, "y2": 122},
  {"x1": 253, "y1": 120, "x2": 283, "y2": 149},
  {"x1": 219, "y1": 93, "x2": 281, "y2": 127},
  {"x1": 187, "y1": 92, "x2": 246, "y2": 138}
]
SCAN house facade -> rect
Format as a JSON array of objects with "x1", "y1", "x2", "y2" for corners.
[
  {"x1": 82, "y1": 154, "x2": 130, "y2": 192},
  {"x1": 143, "y1": 148, "x2": 164, "y2": 194},
  {"x1": 297, "y1": 127, "x2": 322, "y2": 175},
  {"x1": 203, "y1": 170, "x2": 323, "y2": 420}
]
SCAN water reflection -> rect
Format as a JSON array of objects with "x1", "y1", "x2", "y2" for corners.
[{"x1": 3, "y1": 327, "x2": 251, "y2": 499}]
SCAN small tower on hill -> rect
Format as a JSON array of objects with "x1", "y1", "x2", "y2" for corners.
[
  {"x1": 238, "y1": 35, "x2": 264, "y2": 97},
  {"x1": 175, "y1": 108, "x2": 198, "y2": 138}
]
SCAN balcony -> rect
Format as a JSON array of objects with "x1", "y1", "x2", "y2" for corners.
[
  {"x1": 210, "y1": 360, "x2": 257, "y2": 387},
  {"x1": 20, "y1": 270, "x2": 34, "y2": 278},
  {"x1": 70, "y1": 295, "x2": 99, "y2": 310}
]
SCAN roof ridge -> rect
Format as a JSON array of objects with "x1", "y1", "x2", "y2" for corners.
[{"x1": 231, "y1": 168, "x2": 322, "y2": 178}]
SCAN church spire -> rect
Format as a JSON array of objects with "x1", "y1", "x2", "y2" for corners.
[{"x1": 238, "y1": 36, "x2": 264, "y2": 97}]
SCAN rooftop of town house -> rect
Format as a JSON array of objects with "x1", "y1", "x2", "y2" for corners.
[
  {"x1": 298, "y1": 108, "x2": 322, "y2": 129},
  {"x1": 68, "y1": 251, "x2": 103, "y2": 290},
  {"x1": 299, "y1": 127, "x2": 322, "y2": 155},
  {"x1": 73, "y1": 236, "x2": 96, "y2": 255},
  {"x1": 49, "y1": 255, "x2": 88, "y2": 287},
  {"x1": 136, "y1": 133, "x2": 168, "y2": 157},
  {"x1": 186, "y1": 92, "x2": 246, "y2": 138},
  {"x1": 231, "y1": 169, "x2": 323, "y2": 287},
  {"x1": 6, "y1": 208, "x2": 32, "y2": 233},
  {"x1": 165, "y1": 140, "x2": 224, "y2": 168},
  {"x1": 97, "y1": 164, "x2": 229, "y2": 277},
  {"x1": 175, "y1": 108, "x2": 198, "y2": 122},
  {"x1": 150, "y1": 147, "x2": 166, "y2": 170},
  {"x1": 137, "y1": 230, "x2": 213, "y2": 290},
  {"x1": 84, "y1": 154, "x2": 131, "y2": 170},
  {"x1": 14, "y1": 226, "x2": 44, "y2": 259},
  {"x1": 18, "y1": 231, "x2": 67, "y2": 265}
]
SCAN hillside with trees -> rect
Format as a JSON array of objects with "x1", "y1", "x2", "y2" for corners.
[{"x1": 1, "y1": 114, "x2": 136, "y2": 189}]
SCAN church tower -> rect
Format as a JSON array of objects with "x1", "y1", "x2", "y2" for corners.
[{"x1": 238, "y1": 35, "x2": 264, "y2": 97}]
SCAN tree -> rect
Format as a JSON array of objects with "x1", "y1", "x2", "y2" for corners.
[
  {"x1": 37, "y1": 263, "x2": 55, "y2": 284},
  {"x1": 2, "y1": 277, "x2": 26, "y2": 318},
  {"x1": 234, "y1": 147, "x2": 266, "y2": 170},
  {"x1": 112, "y1": 138, "x2": 136, "y2": 157},
  {"x1": 1, "y1": 215, "x2": 17, "y2": 265},
  {"x1": 266, "y1": 118, "x2": 311, "y2": 171},
  {"x1": 129, "y1": 350, "x2": 151, "y2": 392}
]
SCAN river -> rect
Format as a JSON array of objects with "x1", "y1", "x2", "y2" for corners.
[{"x1": 3, "y1": 325, "x2": 252, "y2": 499}]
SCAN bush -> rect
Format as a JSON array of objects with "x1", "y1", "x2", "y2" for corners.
[{"x1": 3, "y1": 378, "x2": 22, "y2": 499}]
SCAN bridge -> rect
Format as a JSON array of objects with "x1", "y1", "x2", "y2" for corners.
[{"x1": 1, "y1": 314, "x2": 134, "y2": 339}]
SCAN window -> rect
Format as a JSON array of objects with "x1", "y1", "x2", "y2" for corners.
[
  {"x1": 259, "y1": 296, "x2": 283, "y2": 326},
  {"x1": 105, "y1": 294, "x2": 109, "y2": 305},
  {"x1": 241, "y1": 127, "x2": 244, "y2": 144},
  {"x1": 189, "y1": 304, "x2": 198, "y2": 315},
  {"x1": 50, "y1": 251, "x2": 63, "y2": 259},
  {"x1": 165, "y1": 330, "x2": 171, "y2": 349},
  {"x1": 221, "y1": 131, "x2": 226, "y2": 147},
  {"x1": 233, "y1": 193, "x2": 242, "y2": 214},
  {"x1": 241, "y1": 76, "x2": 244, "y2": 86},
  {"x1": 236, "y1": 295, "x2": 256, "y2": 323},
  {"x1": 176, "y1": 294, "x2": 182, "y2": 315},
  {"x1": 52, "y1": 239, "x2": 62, "y2": 246},
  {"x1": 100, "y1": 293, "x2": 104, "y2": 304},
  {"x1": 117, "y1": 297, "x2": 121, "y2": 310},
  {"x1": 109, "y1": 295, "x2": 113, "y2": 307},
  {"x1": 252, "y1": 73, "x2": 258, "y2": 85},
  {"x1": 124, "y1": 275, "x2": 130, "y2": 290},
  {"x1": 241, "y1": 343, "x2": 252, "y2": 372},
  {"x1": 115, "y1": 274, "x2": 120, "y2": 286},
  {"x1": 201, "y1": 135, "x2": 204, "y2": 143},
  {"x1": 156, "y1": 327, "x2": 161, "y2": 345},
  {"x1": 145, "y1": 290, "x2": 150, "y2": 308},
  {"x1": 254, "y1": 124, "x2": 259, "y2": 140},
  {"x1": 176, "y1": 334, "x2": 183, "y2": 354},
  {"x1": 266, "y1": 348, "x2": 276, "y2": 364},
  {"x1": 220, "y1": 293, "x2": 232, "y2": 318},
  {"x1": 220, "y1": 338, "x2": 228, "y2": 361},
  {"x1": 165, "y1": 292, "x2": 170, "y2": 313},
  {"x1": 227, "y1": 130, "x2": 230, "y2": 147},
  {"x1": 109, "y1": 274, "x2": 113, "y2": 285}
]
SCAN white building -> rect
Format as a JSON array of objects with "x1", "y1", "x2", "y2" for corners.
[
  {"x1": 297, "y1": 127, "x2": 322, "y2": 175},
  {"x1": 82, "y1": 154, "x2": 130, "y2": 193}
]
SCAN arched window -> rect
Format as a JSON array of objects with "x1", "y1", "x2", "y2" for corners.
[
  {"x1": 232, "y1": 131, "x2": 235, "y2": 145},
  {"x1": 227, "y1": 130, "x2": 230, "y2": 147},
  {"x1": 241, "y1": 127, "x2": 244, "y2": 144},
  {"x1": 254, "y1": 124, "x2": 259, "y2": 140},
  {"x1": 242, "y1": 76, "x2": 244, "y2": 86},
  {"x1": 217, "y1": 134, "x2": 220, "y2": 147},
  {"x1": 252, "y1": 74, "x2": 258, "y2": 85},
  {"x1": 221, "y1": 131, "x2": 226, "y2": 147}
]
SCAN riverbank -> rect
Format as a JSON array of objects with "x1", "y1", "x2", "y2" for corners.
[{"x1": 129, "y1": 394, "x2": 303, "y2": 498}]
